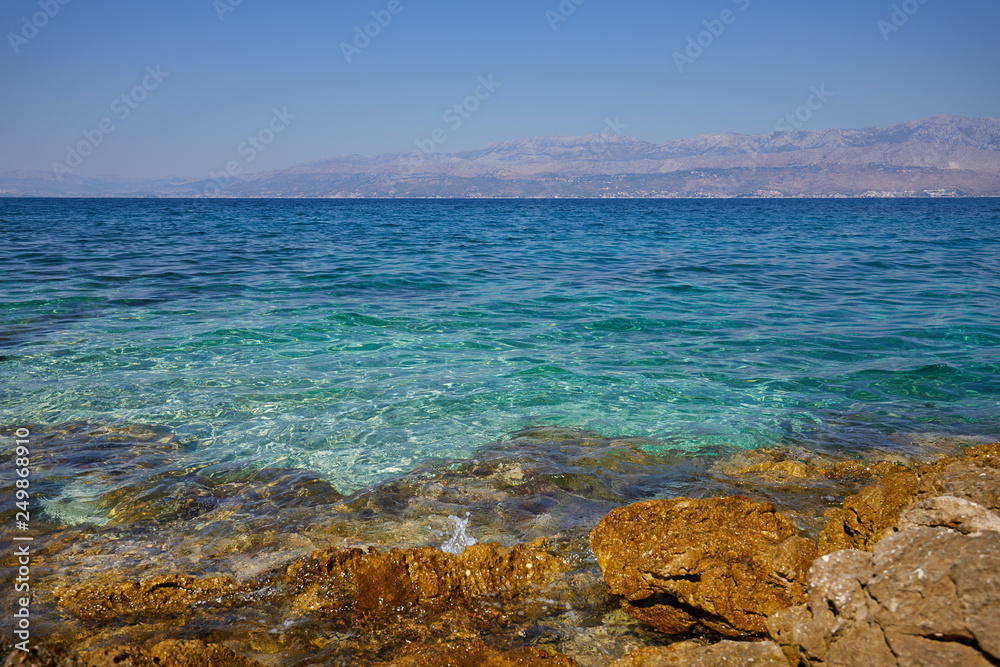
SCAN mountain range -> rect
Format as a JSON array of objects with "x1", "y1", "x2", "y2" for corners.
[{"x1": 3, "y1": 114, "x2": 999, "y2": 198}]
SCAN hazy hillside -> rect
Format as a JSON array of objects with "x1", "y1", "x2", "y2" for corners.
[{"x1": 3, "y1": 115, "x2": 998, "y2": 198}]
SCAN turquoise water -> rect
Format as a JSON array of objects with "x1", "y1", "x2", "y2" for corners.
[{"x1": 1, "y1": 198, "x2": 998, "y2": 501}]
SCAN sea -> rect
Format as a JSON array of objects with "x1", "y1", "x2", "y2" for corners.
[{"x1": 2, "y1": 198, "x2": 998, "y2": 524}]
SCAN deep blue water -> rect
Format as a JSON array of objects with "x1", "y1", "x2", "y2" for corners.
[{"x1": 2, "y1": 198, "x2": 998, "y2": 511}]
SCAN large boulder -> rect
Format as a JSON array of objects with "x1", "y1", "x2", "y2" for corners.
[
  {"x1": 590, "y1": 497, "x2": 816, "y2": 636},
  {"x1": 768, "y1": 527, "x2": 1000, "y2": 666}
]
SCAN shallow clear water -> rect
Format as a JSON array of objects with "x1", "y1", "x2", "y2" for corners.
[{"x1": 1, "y1": 198, "x2": 998, "y2": 500}]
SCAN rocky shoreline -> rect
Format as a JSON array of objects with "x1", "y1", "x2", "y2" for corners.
[
  {"x1": 591, "y1": 441, "x2": 1000, "y2": 666},
  {"x1": 2, "y1": 425, "x2": 998, "y2": 666}
]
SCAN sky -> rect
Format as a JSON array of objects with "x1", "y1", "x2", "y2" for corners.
[{"x1": 1, "y1": 0, "x2": 998, "y2": 180}]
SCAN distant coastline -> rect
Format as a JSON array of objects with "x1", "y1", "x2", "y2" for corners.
[{"x1": 2, "y1": 114, "x2": 999, "y2": 199}]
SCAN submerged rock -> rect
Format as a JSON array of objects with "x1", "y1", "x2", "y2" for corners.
[
  {"x1": 1, "y1": 640, "x2": 262, "y2": 667},
  {"x1": 57, "y1": 539, "x2": 568, "y2": 625},
  {"x1": 101, "y1": 465, "x2": 344, "y2": 526},
  {"x1": 56, "y1": 574, "x2": 242, "y2": 621},
  {"x1": 371, "y1": 640, "x2": 579, "y2": 666},
  {"x1": 83, "y1": 640, "x2": 262, "y2": 667},
  {"x1": 768, "y1": 527, "x2": 1000, "y2": 667},
  {"x1": 1, "y1": 421, "x2": 190, "y2": 527},
  {"x1": 286, "y1": 537, "x2": 569, "y2": 622},
  {"x1": 705, "y1": 443, "x2": 935, "y2": 539},
  {"x1": 54, "y1": 538, "x2": 573, "y2": 663},
  {"x1": 1, "y1": 644, "x2": 79, "y2": 667},
  {"x1": 590, "y1": 497, "x2": 816, "y2": 636}
]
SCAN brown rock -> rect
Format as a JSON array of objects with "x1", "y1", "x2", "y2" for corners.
[
  {"x1": 743, "y1": 457, "x2": 910, "y2": 482},
  {"x1": 611, "y1": 641, "x2": 789, "y2": 667},
  {"x1": 56, "y1": 574, "x2": 240, "y2": 621},
  {"x1": 965, "y1": 441, "x2": 1000, "y2": 465},
  {"x1": 818, "y1": 443, "x2": 1000, "y2": 553},
  {"x1": 743, "y1": 460, "x2": 812, "y2": 479},
  {"x1": 620, "y1": 598, "x2": 698, "y2": 636},
  {"x1": 915, "y1": 459, "x2": 1000, "y2": 510},
  {"x1": 57, "y1": 538, "x2": 567, "y2": 631},
  {"x1": 2, "y1": 645, "x2": 80, "y2": 667},
  {"x1": 76, "y1": 648, "x2": 156, "y2": 667},
  {"x1": 768, "y1": 527, "x2": 1000, "y2": 666},
  {"x1": 287, "y1": 538, "x2": 568, "y2": 622},
  {"x1": 590, "y1": 497, "x2": 817, "y2": 636},
  {"x1": 371, "y1": 640, "x2": 579, "y2": 666},
  {"x1": 149, "y1": 640, "x2": 262, "y2": 666},
  {"x1": 827, "y1": 460, "x2": 912, "y2": 479},
  {"x1": 76, "y1": 640, "x2": 263, "y2": 667},
  {"x1": 817, "y1": 472, "x2": 918, "y2": 553}
]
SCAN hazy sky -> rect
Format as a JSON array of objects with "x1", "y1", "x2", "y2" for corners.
[{"x1": 2, "y1": 0, "x2": 998, "y2": 179}]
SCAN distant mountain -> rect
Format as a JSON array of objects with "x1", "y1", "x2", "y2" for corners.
[{"x1": 3, "y1": 115, "x2": 999, "y2": 198}]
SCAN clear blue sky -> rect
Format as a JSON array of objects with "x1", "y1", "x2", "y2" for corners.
[{"x1": 2, "y1": 0, "x2": 998, "y2": 179}]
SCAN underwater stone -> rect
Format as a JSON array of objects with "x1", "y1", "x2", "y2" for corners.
[
  {"x1": 286, "y1": 538, "x2": 569, "y2": 621},
  {"x1": 56, "y1": 574, "x2": 241, "y2": 621},
  {"x1": 371, "y1": 639, "x2": 580, "y2": 666}
]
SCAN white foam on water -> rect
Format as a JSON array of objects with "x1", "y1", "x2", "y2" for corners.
[{"x1": 441, "y1": 512, "x2": 476, "y2": 555}]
